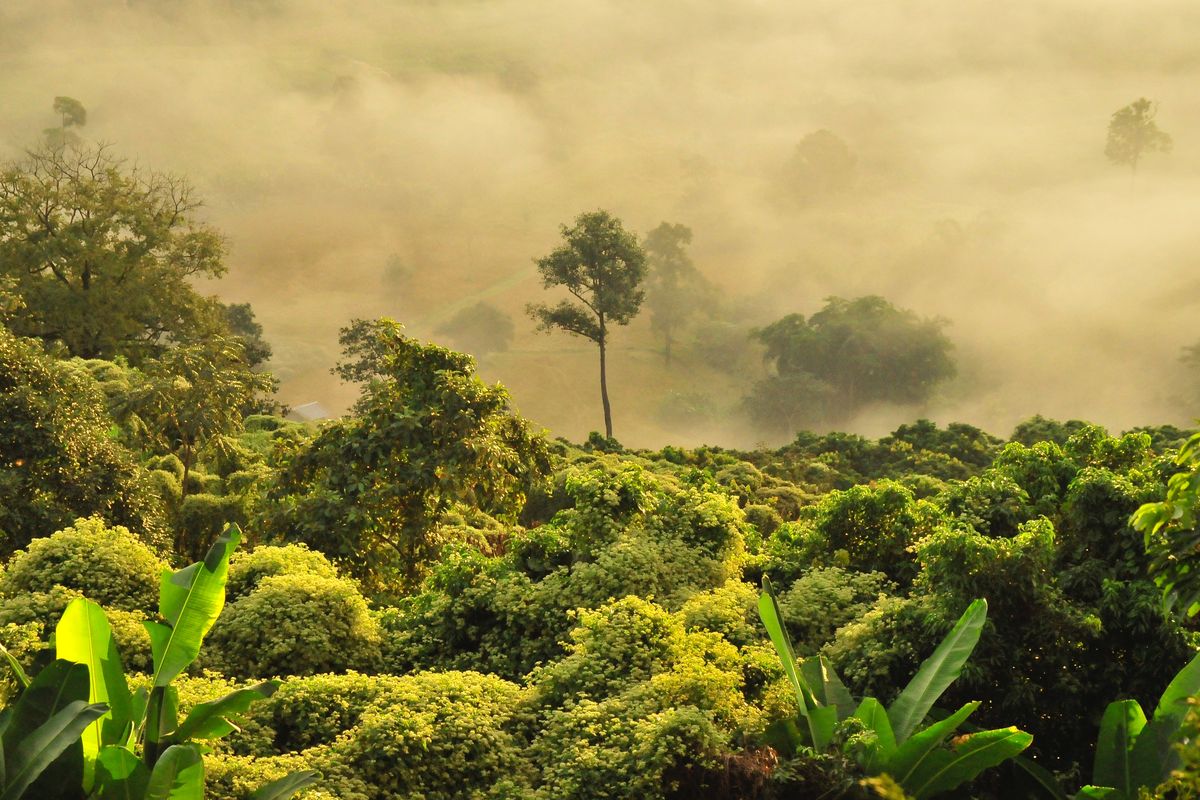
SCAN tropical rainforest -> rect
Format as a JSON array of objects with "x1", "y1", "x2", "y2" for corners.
[{"x1": 4, "y1": 2, "x2": 1200, "y2": 799}]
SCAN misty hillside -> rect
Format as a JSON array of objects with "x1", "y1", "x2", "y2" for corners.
[{"x1": 5, "y1": 0, "x2": 1200, "y2": 445}]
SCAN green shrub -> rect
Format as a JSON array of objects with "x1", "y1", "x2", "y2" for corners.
[
  {"x1": 206, "y1": 573, "x2": 381, "y2": 678},
  {"x1": 531, "y1": 688, "x2": 734, "y2": 800},
  {"x1": 323, "y1": 671, "x2": 532, "y2": 800},
  {"x1": 227, "y1": 543, "x2": 342, "y2": 600},
  {"x1": 381, "y1": 465, "x2": 749, "y2": 680},
  {"x1": 183, "y1": 470, "x2": 225, "y2": 496},
  {"x1": 146, "y1": 468, "x2": 183, "y2": 506},
  {"x1": 0, "y1": 620, "x2": 41, "y2": 704},
  {"x1": 237, "y1": 672, "x2": 410, "y2": 755},
  {"x1": 146, "y1": 452, "x2": 186, "y2": 480},
  {"x1": 0, "y1": 516, "x2": 164, "y2": 611},
  {"x1": 205, "y1": 752, "x2": 331, "y2": 800},
  {"x1": 531, "y1": 597, "x2": 682, "y2": 707},
  {"x1": 106, "y1": 607, "x2": 154, "y2": 673},
  {"x1": 678, "y1": 581, "x2": 759, "y2": 647},
  {"x1": 805, "y1": 481, "x2": 941, "y2": 583},
  {"x1": 742, "y1": 503, "x2": 783, "y2": 536},
  {"x1": 777, "y1": 567, "x2": 894, "y2": 654}
]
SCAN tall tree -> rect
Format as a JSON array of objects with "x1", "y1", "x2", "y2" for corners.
[
  {"x1": 263, "y1": 319, "x2": 549, "y2": 594},
  {"x1": 1105, "y1": 98, "x2": 1172, "y2": 173},
  {"x1": 642, "y1": 222, "x2": 713, "y2": 366},
  {"x1": 44, "y1": 96, "x2": 87, "y2": 148},
  {"x1": 527, "y1": 210, "x2": 647, "y2": 438},
  {"x1": 0, "y1": 142, "x2": 226, "y2": 363}
]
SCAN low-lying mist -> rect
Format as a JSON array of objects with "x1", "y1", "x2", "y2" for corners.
[{"x1": 4, "y1": 0, "x2": 1199, "y2": 446}]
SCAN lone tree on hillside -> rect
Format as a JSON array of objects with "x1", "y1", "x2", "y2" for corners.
[
  {"x1": 746, "y1": 295, "x2": 955, "y2": 436},
  {"x1": 780, "y1": 129, "x2": 856, "y2": 204},
  {"x1": 435, "y1": 301, "x2": 515, "y2": 357},
  {"x1": 1105, "y1": 98, "x2": 1172, "y2": 173},
  {"x1": 44, "y1": 96, "x2": 87, "y2": 148},
  {"x1": 527, "y1": 210, "x2": 647, "y2": 439},
  {"x1": 642, "y1": 222, "x2": 714, "y2": 366}
]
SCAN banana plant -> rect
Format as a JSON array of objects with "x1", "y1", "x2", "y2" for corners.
[
  {"x1": 0, "y1": 659, "x2": 108, "y2": 799},
  {"x1": 3, "y1": 525, "x2": 318, "y2": 800},
  {"x1": 1076, "y1": 650, "x2": 1200, "y2": 799},
  {"x1": 758, "y1": 578, "x2": 1032, "y2": 799}
]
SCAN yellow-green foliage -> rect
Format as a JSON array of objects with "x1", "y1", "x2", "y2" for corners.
[
  {"x1": 678, "y1": 581, "x2": 760, "y2": 647},
  {"x1": 383, "y1": 463, "x2": 750, "y2": 679},
  {"x1": 206, "y1": 574, "x2": 381, "y2": 678},
  {"x1": 320, "y1": 671, "x2": 531, "y2": 800},
  {"x1": 0, "y1": 517, "x2": 164, "y2": 612},
  {"x1": 226, "y1": 543, "x2": 341, "y2": 600}
]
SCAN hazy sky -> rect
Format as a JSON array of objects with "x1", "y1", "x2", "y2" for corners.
[{"x1": 3, "y1": 0, "x2": 1199, "y2": 446}]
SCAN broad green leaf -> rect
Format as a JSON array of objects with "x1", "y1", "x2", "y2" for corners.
[
  {"x1": 1, "y1": 700, "x2": 108, "y2": 800},
  {"x1": 1092, "y1": 700, "x2": 1146, "y2": 793},
  {"x1": 148, "y1": 526, "x2": 240, "y2": 687},
  {"x1": 888, "y1": 599, "x2": 988, "y2": 744},
  {"x1": 95, "y1": 746, "x2": 150, "y2": 800},
  {"x1": 757, "y1": 578, "x2": 830, "y2": 748},
  {"x1": 55, "y1": 598, "x2": 133, "y2": 784},
  {"x1": 0, "y1": 644, "x2": 29, "y2": 690},
  {"x1": 886, "y1": 701, "x2": 979, "y2": 787},
  {"x1": 1128, "y1": 651, "x2": 1200, "y2": 788},
  {"x1": 801, "y1": 656, "x2": 855, "y2": 719},
  {"x1": 903, "y1": 726, "x2": 1033, "y2": 799},
  {"x1": 1149, "y1": 651, "x2": 1200, "y2": 726},
  {"x1": 249, "y1": 769, "x2": 322, "y2": 800},
  {"x1": 757, "y1": 578, "x2": 806, "y2": 704},
  {"x1": 144, "y1": 744, "x2": 203, "y2": 800},
  {"x1": 852, "y1": 697, "x2": 896, "y2": 773},
  {"x1": 3, "y1": 658, "x2": 93, "y2": 794},
  {"x1": 174, "y1": 681, "x2": 279, "y2": 740},
  {"x1": 1076, "y1": 787, "x2": 1123, "y2": 799}
]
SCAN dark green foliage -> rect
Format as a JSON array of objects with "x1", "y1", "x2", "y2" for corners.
[
  {"x1": 434, "y1": 301, "x2": 515, "y2": 357},
  {"x1": 382, "y1": 463, "x2": 747, "y2": 678},
  {"x1": 766, "y1": 481, "x2": 941, "y2": 584},
  {"x1": 747, "y1": 297, "x2": 955, "y2": 434},
  {"x1": 1010, "y1": 415, "x2": 1090, "y2": 447},
  {"x1": 0, "y1": 328, "x2": 166, "y2": 556},
  {"x1": 263, "y1": 319, "x2": 549, "y2": 594},
  {"x1": 180, "y1": 493, "x2": 251, "y2": 563},
  {"x1": 777, "y1": 567, "x2": 894, "y2": 654},
  {"x1": 206, "y1": 573, "x2": 381, "y2": 679}
]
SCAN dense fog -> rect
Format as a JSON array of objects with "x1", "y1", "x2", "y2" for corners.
[{"x1": 4, "y1": 0, "x2": 1199, "y2": 445}]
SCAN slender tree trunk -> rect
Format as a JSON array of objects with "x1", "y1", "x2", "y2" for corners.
[
  {"x1": 598, "y1": 322, "x2": 613, "y2": 439},
  {"x1": 664, "y1": 330, "x2": 672, "y2": 367}
]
